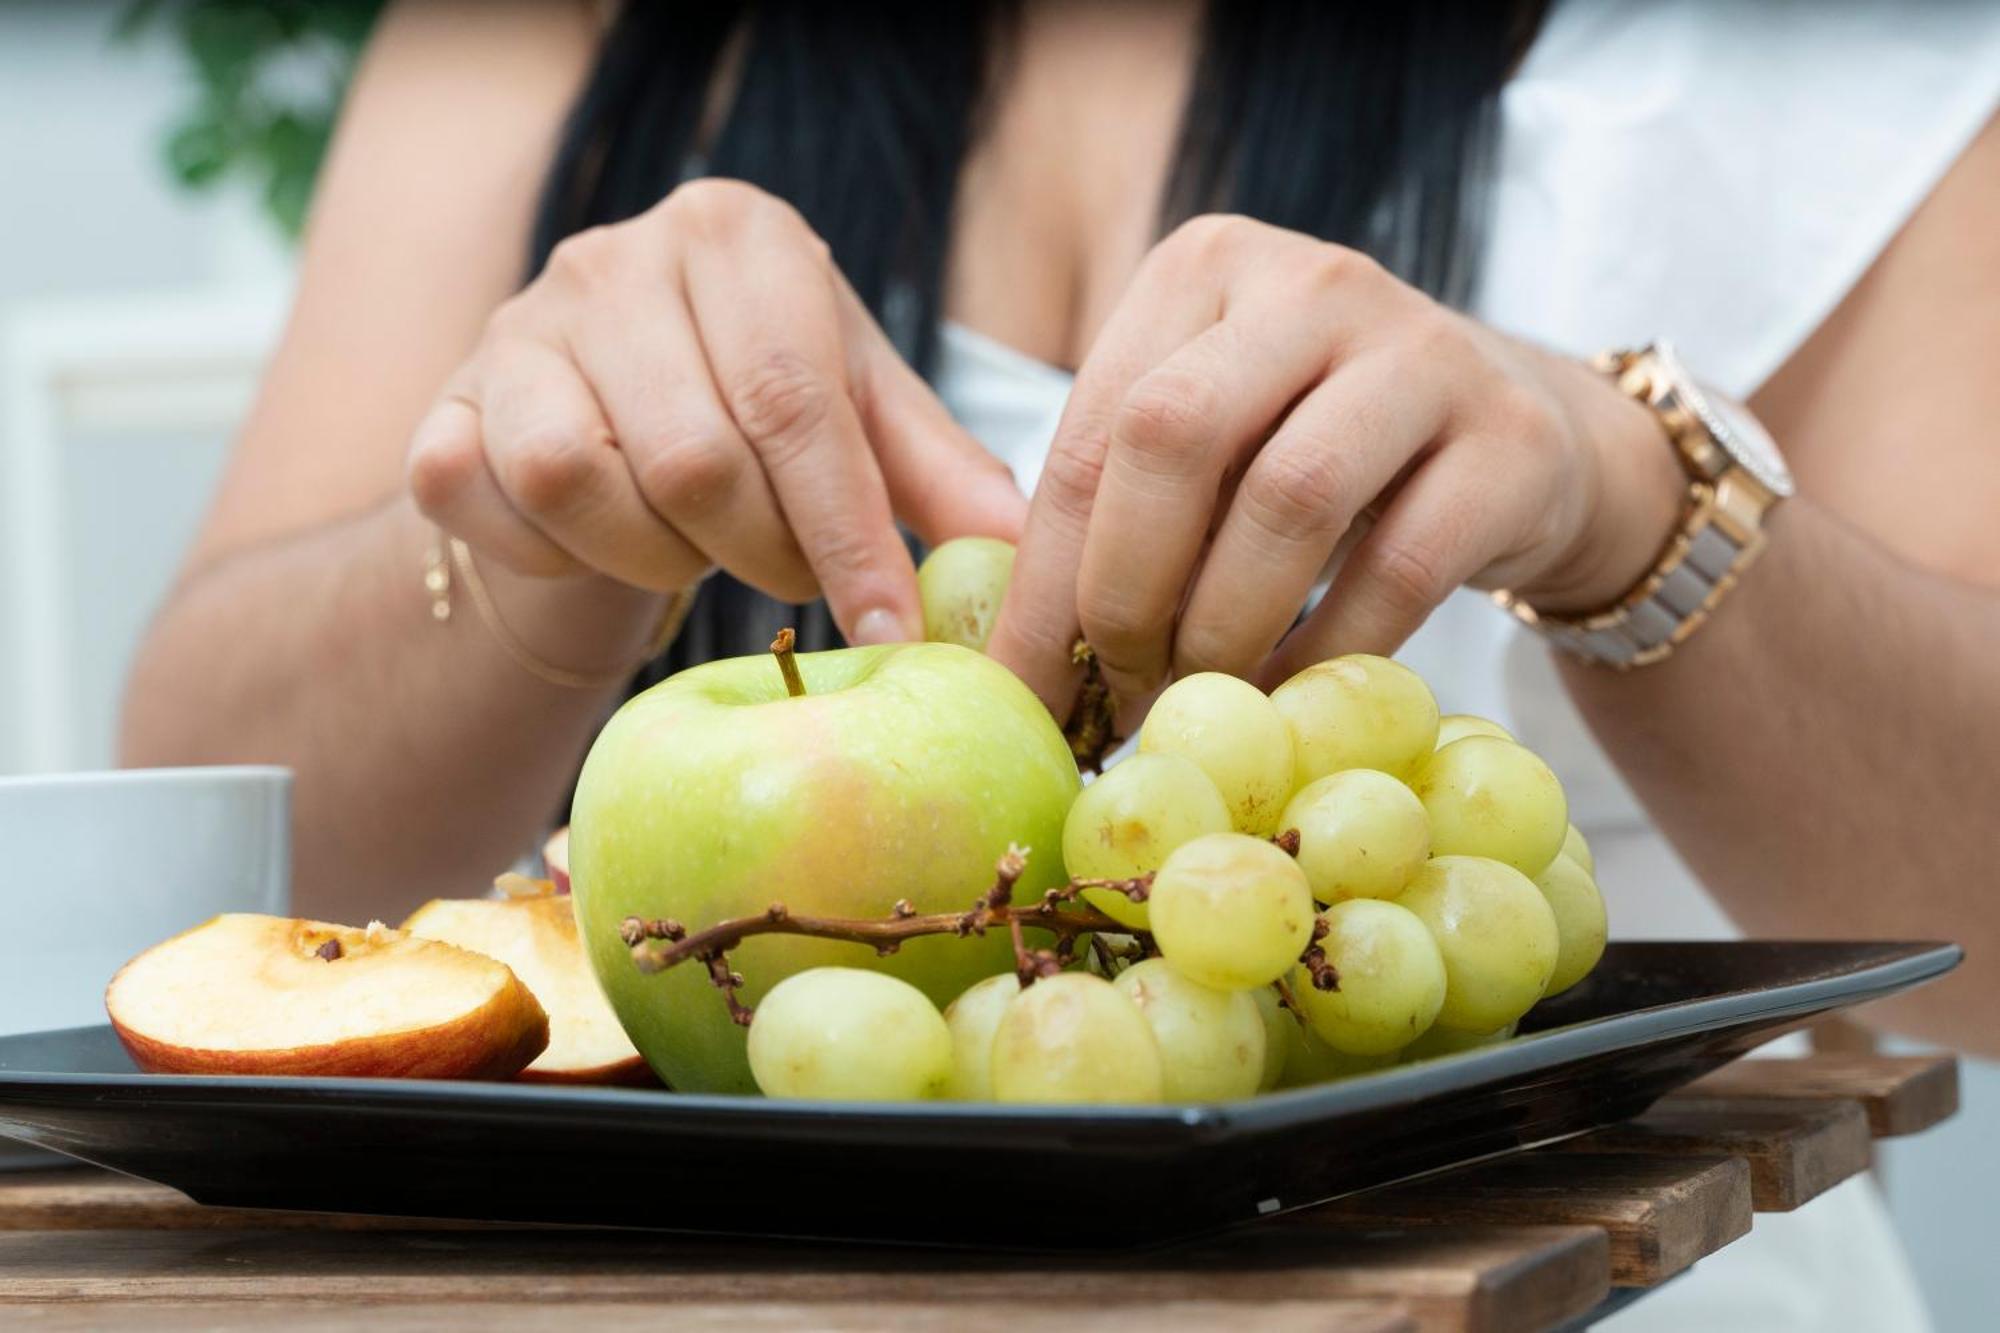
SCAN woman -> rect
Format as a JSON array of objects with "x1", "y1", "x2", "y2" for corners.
[{"x1": 123, "y1": 2, "x2": 1998, "y2": 1326}]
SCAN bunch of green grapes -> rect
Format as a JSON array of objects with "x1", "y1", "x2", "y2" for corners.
[
  {"x1": 736, "y1": 551, "x2": 1606, "y2": 1103},
  {"x1": 1056, "y1": 659, "x2": 1603, "y2": 1093}
]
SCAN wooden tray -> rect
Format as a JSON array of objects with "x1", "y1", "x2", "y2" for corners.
[{"x1": 0, "y1": 1052, "x2": 1961, "y2": 1331}]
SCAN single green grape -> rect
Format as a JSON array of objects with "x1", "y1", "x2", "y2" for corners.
[
  {"x1": 1401, "y1": 1021, "x2": 1515, "y2": 1063},
  {"x1": 1271, "y1": 654, "x2": 1439, "y2": 785},
  {"x1": 1435, "y1": 713, "x2": 1514, "y2": 748},
  {"x1": 1535, "y1": 853, "x2": 1608, "y2": 995},
  {"x1": 1249, "y1": 984, "x2": 1294, "y2": 1091},
  {"x1": 916, "y1": 536, "x2": 1014, "y2": 651},
  {"x1": 1148, "y1": 833, "x2": 1317, "y2": 991},
  {"x1": 1398, "y1": 855, "x2": 1560, "y2": 1034},
  {"x1": 1279, "y1": 1023, "x2": 1398, "y2": 1088},
  {"x1": 746, "y1": 967, "x2": 953, "y2": 1101},
  {"x1": 1138, "y1": 673, "x2": 1295, "y2": 836},
  {"x1": 1409, "y1": 735, "x2": 1568, "y2": 877},
  {"x1": 1112, "y1": 958, "x2": 1265, "y2": 1101},
  {"x1": 1289, "y1": 899, "x2": 1447, "y2": 1055},
  {"x1": 941, "y1": 972, "x2": 1021, "y2": 1100},
  {"x1": 1561, "y1": 822, "x2": 1595, "y2": 875},
  {"x1": 1279, "y1": 768, "x2": 1432, "y2": 903},
  {"x1": 990, "y1": 972, "x2": 1164, "y2": 1103},
  {"x1": 1063, "y1": 753, "x2": 1232, "y2": 929}
]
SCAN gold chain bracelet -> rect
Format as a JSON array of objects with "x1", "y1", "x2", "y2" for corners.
[{"x1": 425, "y1": 531, "x2": 694, "y2": 690}]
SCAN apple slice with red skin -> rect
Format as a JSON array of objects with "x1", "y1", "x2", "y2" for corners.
[
  {"x1": 402, "y1": 895, "x2": 654, "y2": 1086},
  {"x1": 106, "y1": 914, "x2": 548, "y2": 1080},
  {"x1": 543, "y1": 826, "x2": 571, "y2": 893}
]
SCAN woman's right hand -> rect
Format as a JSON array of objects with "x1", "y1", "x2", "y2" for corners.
[{"x1": 407, "y1": 178, "x2": 1026, "y2": 646}]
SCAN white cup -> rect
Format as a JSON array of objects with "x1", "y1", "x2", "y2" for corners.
[{"x1": 0, "y1": 766, "x2": 291, "y2": 1037}]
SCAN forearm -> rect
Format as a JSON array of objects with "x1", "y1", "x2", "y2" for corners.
[
  {"x1": 122, "y1": 495, "x2": 665, "y2": 922},
  {"x1": 1561, "y1": 499, "x2": 2000, "y2": 1051}
]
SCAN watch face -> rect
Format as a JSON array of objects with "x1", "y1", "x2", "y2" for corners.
[{"x1": 1654, "y1": 342, "x2": 1795, "y2": 497}]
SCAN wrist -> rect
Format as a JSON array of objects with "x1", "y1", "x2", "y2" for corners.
[
  {"x1": 478, "y1": 559, "x2": 677, "y2": 674},
  {"x1": 1515, "y1": 362, "x2": 1687, "y2": 614},
  {"x1": 407, "y1": 503, "x2": 680, "y2": 688}
]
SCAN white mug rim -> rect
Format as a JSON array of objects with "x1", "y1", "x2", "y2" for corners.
[{"x1": 0, "y1": 765, "x2": 291, "y2": 792}]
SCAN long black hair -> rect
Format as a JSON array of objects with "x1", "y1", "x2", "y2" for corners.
[{"x1": 530, "y1": 0, "x2": 1548, "y2": 683}]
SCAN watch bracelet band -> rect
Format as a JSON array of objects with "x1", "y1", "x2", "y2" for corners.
[
  {"x1": 1495, "y1": 479, "x2": 1768, "y2": 668},
  {"x1": 1493, "y1": 347, "x2": 1777, "y2": 670}
]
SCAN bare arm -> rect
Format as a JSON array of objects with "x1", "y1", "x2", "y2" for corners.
[
  {"x1": 121, "y1": 1, "x2": 659, "y2": 921},
  {"x1": 1562, "y1": 115, "x2": 2000, "y2": 1052},
  {"x1": 123, "y1": 0, "x2": 1023, "y2": 924},
  {"x1": 985, "y1": 109, "x2": 2000, "y2": 1055}
]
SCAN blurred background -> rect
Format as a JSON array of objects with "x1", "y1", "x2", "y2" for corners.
[{"x1": 0, "y1": 4, "x2": 1987, "y2": 1323}]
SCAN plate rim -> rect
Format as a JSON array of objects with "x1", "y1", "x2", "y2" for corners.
[{"x1": 0, "y1": 939, "x2": 1959, "y2": 1138}]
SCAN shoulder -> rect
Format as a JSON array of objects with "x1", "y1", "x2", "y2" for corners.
[{"x1": 1474, "y1": 0, "x2": 2000, "y2": 396}]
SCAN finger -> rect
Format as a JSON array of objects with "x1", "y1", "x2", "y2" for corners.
[
  {"x1": 984, "y1": 268, "x2": 1220, "y2": 711},
  {"x1": 478, "y1": 339, "x2": 709, "y2": 592},
  {"x1": 409, "y1": 385, "x2": 582, "y2": 578},
  {"x1": 1269, "y1": 435, "x2": 1552, "y2": 671},
  {"x1": 685, "y1": 216, "x2": 919, "y2": 645},
  {"x1": 1173, "y1": 352, "x2": 1450, "y2": 679},
  {"x1": 566, "y1": 282, "x2": 817, "y2": 603},
  {"x1": 844, "y1": 297, "x2": 1029, "y2": 546},
  {"x1": 1076, "y1": 309, "x2": 1345, "y2": 700}
]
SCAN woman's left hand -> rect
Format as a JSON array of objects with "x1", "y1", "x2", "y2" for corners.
[{"x1": 986, "y1": 213, "x2": 1684, "y2": 712}]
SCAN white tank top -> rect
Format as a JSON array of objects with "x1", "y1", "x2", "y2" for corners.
[{"x1": 930, "y1": 4, "x2": 1999, "y2": 1327}]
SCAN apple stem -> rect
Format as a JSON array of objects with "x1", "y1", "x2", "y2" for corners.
[{"x1": 770, "y1": 627, "x2": 807, "y2": 698}]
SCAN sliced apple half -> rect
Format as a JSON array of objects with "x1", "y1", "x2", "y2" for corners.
[
  {"x1": 402, "y1": 895, "x2": 653, "y2": 1086},
  {"x1": 106, "y1": 914, "x2": 549, "y2": 1080},
  {"x1": 543, "y1": 825, "x2": 571, "y2": 893}
]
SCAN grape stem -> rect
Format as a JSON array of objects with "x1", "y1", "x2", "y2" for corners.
[
  {"x1": 1298, "y1": 912, "x2": 1341, "y2": 993},
  {"x1": 770, "y1": 627, "x2": 807, "y2": 698},
  {"x1": 619, "y1": 847, "x2": 1155, "y2": 1024},
  {"x1": 619, "y1": 829, "x2": 1309, "y2": 1027},
  {"x1": 1273, "y1": 974, "x2": 1311, "y2": 1028},
  {"x1": 1061, "y1": 640, "x2": 1119, "y2": 773}
]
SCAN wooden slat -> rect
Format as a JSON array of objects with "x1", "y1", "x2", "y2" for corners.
[
  {"x1": 0, "y1": 1170, "x2": 1607, "y2": 1333},
  {"x1": 0, "y1": 1224, "x2": 1605, "y2": 1333},
  {"x1": 1304, "y1": 1153, "x2": 1751, "y2": 1288},
  {"x1": 1685, "y1": 1054, "x2": 1958, "y2": 1137},
  {"x1": 1196, "y1": 1225, "x2": 1608, "y2": 1333},
  {"x1": 0, "y1": 1299, "x2": 1414, "y2": 1332},
  {"x1": 1553, "y1": 1095, "x2": 1872, "y2": 1211}
]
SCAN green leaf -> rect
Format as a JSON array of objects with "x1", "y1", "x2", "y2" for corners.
[
  {"x1": 165, "y1": 115, "x2": 232, "y2": 188},
  {"x1": 112, "y1": 0, "x2": 169, "y2": 45},
  {"x1": 180, "y1": 3, "x2": 285, "y2": 93},
  {"x1": 263, "y1": 156, "x2": 316, "y2": 238},
  {"x1": 123, "y1": 0, "x2": 391, "y2": 245},
  {"x1": 256, "y1": 109, "x2": 332, "y2": 237},
  {"x1": 314, "y1": 0, "x2": 388, "y2": 48}
]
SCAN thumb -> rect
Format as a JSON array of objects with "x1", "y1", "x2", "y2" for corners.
[{"x1": 843, "y1": 312, "x2": 1029, "y2": 548}]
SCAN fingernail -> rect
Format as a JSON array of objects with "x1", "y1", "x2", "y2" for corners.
[{"x1": 852, "y1": 608, "x2": 913, "y2": 646}]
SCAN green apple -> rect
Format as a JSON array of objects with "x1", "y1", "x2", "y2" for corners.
[{"x1": 570, "y1": 640, "x2": 1081, "y2": 1093}]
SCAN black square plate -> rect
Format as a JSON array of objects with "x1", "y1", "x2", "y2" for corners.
[{"x1": 0, "y1": 940, "x2": 1956, "y2": 1249}]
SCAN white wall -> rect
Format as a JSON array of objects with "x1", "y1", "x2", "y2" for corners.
[
  {"x1": 0, "y1": 4, "x2": 1990, "y2": 1325},
  {"x1": 0, "y1": 1, "x2": 284, "y2": 774}
]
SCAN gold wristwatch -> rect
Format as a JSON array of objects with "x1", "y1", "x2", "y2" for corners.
[{"x1": 1497, "y1": 341, "x2": 1793, "y2": 668}]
